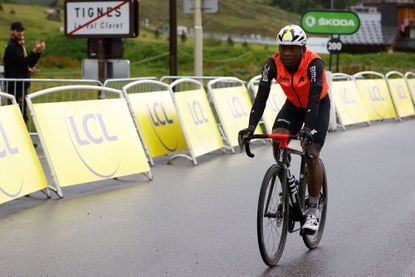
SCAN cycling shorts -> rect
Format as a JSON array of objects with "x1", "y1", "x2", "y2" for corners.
[{"x1": 272, "y1": 95, "x2": 331, "y2": 147}]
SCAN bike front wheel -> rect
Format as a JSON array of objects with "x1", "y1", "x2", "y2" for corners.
[
  {"x1": 302, "y1": 158, "x2": 328, "y2": 249},
  {"x1": 257, "y1": 164, "x2": 289, "y2": 266}
]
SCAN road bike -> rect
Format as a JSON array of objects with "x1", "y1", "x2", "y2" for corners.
[{"x1": 242, "y1": 133, "x2": 328, "y2": 266}]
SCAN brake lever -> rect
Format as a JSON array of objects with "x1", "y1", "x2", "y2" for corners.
[{"x1": 245, "y1": 141, "x2": 255, "y2": 158}]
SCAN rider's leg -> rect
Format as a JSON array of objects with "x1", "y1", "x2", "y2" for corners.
[
  {"x1": 305, "y1": 143, "x2": 322, "y2": 216},
  {"x1": 302, "y1": 95, "x2": 330, "y2": 233},
  {"x1": 305, "y1": 143, "x2": 323, "y2": 198},
  {"x1": 305, "y1": 95, "x2": 330, "y2": 205}
]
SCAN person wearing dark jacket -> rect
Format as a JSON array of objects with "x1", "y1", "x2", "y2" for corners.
[{"x1": 3, "y1": 21, "x2": 45, "y2": 123}]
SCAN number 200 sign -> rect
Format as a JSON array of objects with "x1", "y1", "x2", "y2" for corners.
[{"x1": 327, "y1": 38, "x2": 342, "y2": 54}]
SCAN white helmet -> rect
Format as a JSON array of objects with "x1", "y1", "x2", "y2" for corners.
[{"x1": 276, "y1": 24, "x2": 307, "y2": 46}]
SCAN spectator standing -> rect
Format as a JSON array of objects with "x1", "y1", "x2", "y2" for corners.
[{"x1": 3, "y1": 21, "x2": 45, "y2": 123}]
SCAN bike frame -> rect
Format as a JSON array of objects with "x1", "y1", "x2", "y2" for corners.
[
  {"x1": 245, "y1": 133, "x2": 328, "y2": 265},
  {"x1": 244, "y1": 134, "x2": 308, "y2": 225}
]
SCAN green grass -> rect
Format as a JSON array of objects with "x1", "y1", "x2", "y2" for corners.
[{"x1": 0, "y1": 2, "x2": 414, "y2": 82}]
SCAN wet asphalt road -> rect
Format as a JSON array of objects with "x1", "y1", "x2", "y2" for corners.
[{"x1": 1, "y1": 119, "x2": 415, "y2": 276}]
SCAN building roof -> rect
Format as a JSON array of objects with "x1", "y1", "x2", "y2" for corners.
[
  {"x1": 361, "y1": 0, "x2": 415, "y2": 4},
  {"x1": 341, "y1": 13, "x2": 398, "y2": 46}
]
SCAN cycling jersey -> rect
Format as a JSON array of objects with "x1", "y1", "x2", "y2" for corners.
[
  {"x1": 272, "y1": 50, "x2": 328, "y2": 108},
  {"x1": 249, "y1": 49, "x2": 329, "y2": 132}
]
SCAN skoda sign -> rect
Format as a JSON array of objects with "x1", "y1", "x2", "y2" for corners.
[{"x1": 301, "y1": 10, "x2": 360, "y2": 34}]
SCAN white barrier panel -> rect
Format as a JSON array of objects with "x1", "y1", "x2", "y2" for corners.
[
  {"x1": 122, "y1": 80, "x2": 187, "y2": 163},
  {"x1": 404, "y1": 72, "x2": 415, "y2": 105},
  {"x1": 353, "y1": 72, "x2": 397, "y2": 121},
  {"x1": 385, "y1": 71, "x2": 415, "y2": 119},
  {"x1": 26, "y1": 86, "x2": 151, "y2": 196},
  {"x1": 208, "y1": 78, "x2": 262, "y2": 152},
  {"x1": 326, "y1": 71, "x2": 337, "y2": 131},
  {"x1": 331, "y1": 74, "x2": 369, "y2": 128},
  {"x1": 169, "y1": 79, "x2": 223, "y2": 165},
  {"x1": 0, "y1": 93, "x2": 47, "y2": 204}
]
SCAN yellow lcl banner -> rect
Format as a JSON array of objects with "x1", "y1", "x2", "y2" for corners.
[
  {"x1": 32, "y1": 99, "x2": 150, "y2": 187},
  {"x1": 128, "y1": 91, "x2": 187, "y2": 158},
  {"x1": 331, "y1": 81, "x2": 369, "y2": 126},
  {"x1": 252, "y1": 84, "x2": 287, "y2": 133},
  {"x1": 355, "y1": 79, "x2": 397, "y2": 121},
  {"x1": 387, "y1": 79, "x2": 415, "y2": 118},
  {"x1": 0, "y1": 105, "x2": 47, "y2": 204},
  {"x1": 174, "y1": 89, "x2": 223, "y2": 157},
  {"x1": 210, "y1": 86, "x2": 262, "y2": 148},
  {"x1": 406, "y1": 78, "x2": 415, "y2": 103}
]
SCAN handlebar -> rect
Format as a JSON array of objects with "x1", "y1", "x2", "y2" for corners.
[{"x1": 241, "y1": 133, "x2": 299, "y2": 158}]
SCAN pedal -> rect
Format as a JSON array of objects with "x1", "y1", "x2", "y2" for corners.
[{"x1": 300, "y1": 228, "x2": 317, "y2": 236}]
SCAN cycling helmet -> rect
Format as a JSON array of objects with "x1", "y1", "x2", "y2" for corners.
[{"x1": 276, "y1": 24, "x2": 307, "y2": 46}]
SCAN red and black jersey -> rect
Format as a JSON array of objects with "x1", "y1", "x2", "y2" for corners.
[
  {"x1": 248, "y1": 49, "x2": 329, "y2": 131},
  {"x1": 272, "y1": 50, "x2": 328, "y2": 108}
]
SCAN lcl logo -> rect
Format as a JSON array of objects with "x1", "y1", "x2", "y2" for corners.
[
  {"x1": 227, "y1": 96, "x2": 248, "y2": 118},
  {"x1": 187, "y1": 99, "x2": 213, "y2": 152},
  {"x1": 0, "y1": 121, "x2": 23, "y2": 198},
  {"x1": 342, "y1": 87, "x2": 356, "y2": 104},
  {"x1": 66, "y1": 112, "x2": 120, "y2": 178},
  {"x1": 146, "y1": 101, "x2": 178, "y2": 152},
  {"x1": 369, "y1": 86, "x2": 384, "y2": 102},
  {"x1": 0, "y1": 122, "x2": 19, "y2": 158},
  {"x1": 396, "y1": 84, "x2": 407, "y2": 100},
  {"x1": 67, "y1": 113, "x2": 118, "y2": 145},
  {"x1": 147, "y1": 102, "x2": 174, "y2": 126},
  {"x1": 188, "y1": 100, "x2": 208, "y2": 125}
]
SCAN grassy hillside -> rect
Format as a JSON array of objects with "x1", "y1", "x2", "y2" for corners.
[
  {"x1": 142, "y1": 0, "x2": 299, "y2": 36},
  {"x1": 0, "y1": 2, "x2": 414, "y2": 81}
]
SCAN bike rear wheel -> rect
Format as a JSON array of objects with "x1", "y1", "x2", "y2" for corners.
[
  {"x1": 301, "y1": 159, "x2": 328, "y2": 249},
  {"x1": 257, "y1": 164, "x2": 289, "y2": 266}
]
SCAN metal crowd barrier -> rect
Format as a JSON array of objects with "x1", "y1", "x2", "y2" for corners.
[
  {"x1": 0, "y1": 78, "x2": 103, "y2": 133},
  {"x1": 0, "y1": 77, "x2": 157, "y2": 133},
  {"x1": 103, "y1": 77, "x2": 157, "y2": 90},
  {"x1": 160, "y1": 76, "x2": 239, "y2": 91}
]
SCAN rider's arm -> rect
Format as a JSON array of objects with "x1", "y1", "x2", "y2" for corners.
[
  {"x1": 304, "y1": 59, "x2": 325, "y2": 130},
  {"x1": 248, "y1": 58, "x2": 276, "y2": 128}
]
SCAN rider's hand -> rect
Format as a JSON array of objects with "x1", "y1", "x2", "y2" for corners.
[
  {"x1": 238, "y1": 126, "x2": 255, "y2": 148},
  {"x1": 298, "y1": 127, "x2": 313, "y2": 147}
]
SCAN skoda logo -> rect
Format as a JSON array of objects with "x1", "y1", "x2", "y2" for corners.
[{"x1": 305, "y1": 16, "x2": 316, "y2": 27}]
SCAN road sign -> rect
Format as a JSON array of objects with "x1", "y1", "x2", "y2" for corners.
[
  {"x1": 327, "y1": 37, "x2": 343, "y2": 54},
  {"x1": 183, "y1": 0, "x2": 218, "y2": 13},
  {"x1": 65, "y1": 0, "x2": 139, "y2": 38},
  {"x1": 301, "y1": 10, "x2": 360, "y2": 34}
]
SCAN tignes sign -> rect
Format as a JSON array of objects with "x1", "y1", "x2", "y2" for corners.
[
  {"x1": 65, "y1": 0, "x2": 139, "y2": 38},
  {"x1": 300, "y1": 10, "x2": 360, "y2": 34}
]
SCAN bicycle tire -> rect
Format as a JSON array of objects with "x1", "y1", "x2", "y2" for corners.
[
  {"x1": 301, "y1": 158, "x2": 328, "y2": 249},
  {"x1": 257, "y1": 164, "x2": 289, "y2": 266}
]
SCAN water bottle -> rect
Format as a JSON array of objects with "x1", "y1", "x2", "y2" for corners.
[{"x1": 287, "y1": 170, "x2": 298, "y2": 207}]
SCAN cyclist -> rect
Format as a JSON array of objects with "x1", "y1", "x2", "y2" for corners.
[{"x1": 238, "y1": 24, "x2": 330, "y2": 234}]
